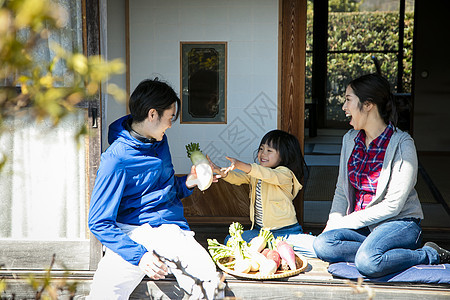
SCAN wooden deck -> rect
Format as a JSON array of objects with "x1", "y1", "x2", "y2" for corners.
[
  {"x1": 1, "y1": 257, "x2": 450, "y2": 299},
  {"x1": 128, "y1": 258, "x2": 450, "y2": 300},
  {"x1": 2, "y1": 226, "x2": 450, "y2": 299}
]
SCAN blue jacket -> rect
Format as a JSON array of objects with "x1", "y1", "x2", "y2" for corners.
[{"x1": 88, "y1": 115, "x2": 193, "y2": 266}]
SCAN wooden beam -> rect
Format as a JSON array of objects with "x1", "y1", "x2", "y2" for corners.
[
  {"x1": 279, "y1": 0, "x2": 307, "y2": 225},
  {"x1": 279, "y1": 0, "x2": 307, "y2": 148},
  {"x1": 85, "y1": 0, "x2": 103, "y2": 271}
]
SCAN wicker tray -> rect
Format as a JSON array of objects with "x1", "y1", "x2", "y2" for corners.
[{"x1": 215, "y1": 254, "x2": 308, "y2": 280}]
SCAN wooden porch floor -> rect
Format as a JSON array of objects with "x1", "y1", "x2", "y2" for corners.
[
  {"x1": 128, "y1": 257, "x2": 450, "y2": 300},
  {"x1": 1, "y1": 257, "x2": 449, "y2": 299}
]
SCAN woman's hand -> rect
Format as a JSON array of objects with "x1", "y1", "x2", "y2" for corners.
[
  {"x1": 322, "y1": 217, "x2": 344, "y2": 233},
  {"x1": 138, "y1": 251, "x2": 169, "y2": 280},
  {"x1": 322, "y1": 224, "x2": 332, "y2": 233}
]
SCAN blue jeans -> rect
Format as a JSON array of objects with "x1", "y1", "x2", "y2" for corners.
[
  {"x1": 313, "y1": 218, "x2": 440, "y2": 277},
  {"x1": 225, "y1": 223, "x2": 317, "y2": 258}
]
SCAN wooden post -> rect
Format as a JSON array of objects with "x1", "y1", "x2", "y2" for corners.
[
  {"x1": 279, "y1": 0, "x2": 307, "y2": 225},
  {"x1": 84, "y1": 0, "x2": 103, "y2": 271}
]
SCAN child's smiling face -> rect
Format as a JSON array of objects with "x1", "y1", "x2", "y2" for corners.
[{"x1": 257, "y1": 143, "x2": 281, "y2": 168}]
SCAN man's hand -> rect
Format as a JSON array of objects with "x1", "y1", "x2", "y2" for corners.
[
  {"x1": 186, "y1": 165, "x2": 198, "y2": 189},
  {"x1": 138, "y1": 251, "x2": 169, "y2": 280}
]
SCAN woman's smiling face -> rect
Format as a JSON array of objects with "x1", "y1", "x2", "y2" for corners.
[{"x1": 342, "y1": 85, "x2": 368, "y2": 131}]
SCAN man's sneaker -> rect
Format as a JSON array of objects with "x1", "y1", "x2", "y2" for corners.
[{"x1": 424, "y1": 242, "x2": 450, "y2": 264}]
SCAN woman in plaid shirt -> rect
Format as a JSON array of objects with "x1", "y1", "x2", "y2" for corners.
[{"x1": 313, "y1": 74, "x2": 450, "y2": 277}]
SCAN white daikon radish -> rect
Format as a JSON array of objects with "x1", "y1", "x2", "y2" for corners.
[
  {"x1": 249, "y1": 228, "x2": 274, "y2": 253},
  {"x1": 258, "y1": 258, "x2": 278, "y2": 276},
  {"x1": 185, "y1": 142, "x2": 213, "y2": 191},
  {"x1": 234, "y1": 258, "x2": 252, "y2": 274},
  {"x1": 249, "y1": 259, "x2": 260, "y2": 272},
  {"x1": 249, "y1": 236, "x2": 266, "y2": 253}
]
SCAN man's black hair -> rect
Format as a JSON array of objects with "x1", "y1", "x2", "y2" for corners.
[{"x1": 129, "y1": 79, "x2": 180, "y2": 123}]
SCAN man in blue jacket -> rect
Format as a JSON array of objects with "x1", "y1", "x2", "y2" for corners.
[{"x1": 87, "y1": 79, "x2": 219, "y2": 299}]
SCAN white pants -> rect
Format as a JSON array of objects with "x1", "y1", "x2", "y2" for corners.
[{"x1": 88, "y1": 223, "x2": 220, "y2": 300}]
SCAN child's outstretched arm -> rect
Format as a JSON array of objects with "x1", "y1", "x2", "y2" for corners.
[
  {"x1": 223, "y1": 156, "x2": 251, "y2": 174},
  {"x1": 206, "y1": 155, "x2": 228, "y2": 179},
  {"x1": 209, "y1": 156, "x2": 252, "y2": 185}
]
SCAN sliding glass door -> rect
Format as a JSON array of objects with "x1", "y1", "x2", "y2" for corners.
[{"x1": 0, "y1": 0, "x2": 101, "y2": 271}]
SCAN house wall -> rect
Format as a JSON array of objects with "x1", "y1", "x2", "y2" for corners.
[
  {"x1": 101, "y1": 0, "x2": 128, "y2": 151},
  {"x1": 105, "y1": 0, "x2": 280, "y2": 173}
]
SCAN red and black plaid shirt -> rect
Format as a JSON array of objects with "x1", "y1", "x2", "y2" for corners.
[{"x1": 348, "y1": 124, "x2": 394, "y2": 212}]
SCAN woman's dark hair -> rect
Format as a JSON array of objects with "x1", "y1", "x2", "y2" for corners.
[
  {"x1": 255, "y1": 129, "x2": 306, "y2": 180},
  {"x1": 129, "y1": 78, "x2": 180, "y2": 123},
  {"x1": 348, "y1": 73, "x2": 398, "y2": 127}
]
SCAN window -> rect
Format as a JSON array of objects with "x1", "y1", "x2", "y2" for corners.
[{"x1": 306, "y1": 0, "x2": 414, "y2": 129}]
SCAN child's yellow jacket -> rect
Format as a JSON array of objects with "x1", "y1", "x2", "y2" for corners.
[{"x1": 223, "y1": 164, "x2": 302, "y2": 230}]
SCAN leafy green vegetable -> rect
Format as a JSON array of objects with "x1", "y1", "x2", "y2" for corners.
[
  {"x1": 207, "y1": 223, "x2": 280, "y2": 276},
  {"x1": 185, "y1": 142, "x2": 213, "y2": 191}
]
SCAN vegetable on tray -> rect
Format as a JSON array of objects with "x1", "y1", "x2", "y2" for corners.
[
  {"x1": 274, "y1": 237, "x2": 297, "y2": 272},
  {"x1": 185, "y1": 142, "x2": 213, "y2": 191},
  {"x1": 207, "y1": 222, "x2": 305, "y2": 278},
  {"x1": 248, "y1": 227, "x2": 274, "y2": 252}
]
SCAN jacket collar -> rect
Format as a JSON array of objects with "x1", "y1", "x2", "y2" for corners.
[{"x1": 124, "y1": 117, "x2": 156, "y2": 144}]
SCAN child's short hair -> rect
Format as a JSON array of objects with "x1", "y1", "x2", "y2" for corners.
[{"x1": 257, "y1": 130, "x2": 306, "y2": 180}]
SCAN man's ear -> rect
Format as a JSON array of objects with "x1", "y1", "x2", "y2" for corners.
[{"x1": 147, "y1": 109, "x2": 157, "y2": 121}]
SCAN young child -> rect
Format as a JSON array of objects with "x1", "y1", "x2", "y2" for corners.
[{"x1": 209, "y1": 129, "x2": 316, "y2": 258}]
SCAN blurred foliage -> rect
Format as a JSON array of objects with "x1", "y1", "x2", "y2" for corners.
[
  {"x1": 1, "y1": 255, "x2": 79, "y2": 299},
  {"x1": 328, "y1": 12, "x2": 399, "y2": 51},
  {"x1": 0, "y1": 276, "x2": 5, "y2": 296},
  {"x1": 329, "y1": 0, "x2": 363, "y2": 12},
  {"x1": 305, "y1": 8, "x2": 414, "y2": 125},
  {"x1": 0, "y1": 0, "x2": 125, "y2": 132}
]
